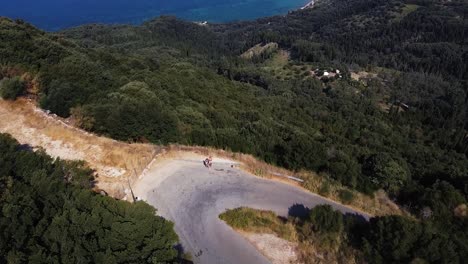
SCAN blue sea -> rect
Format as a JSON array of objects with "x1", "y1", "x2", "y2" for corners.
[{"x1": 0, "y1": 0, "x2": 309, "y2": 31}]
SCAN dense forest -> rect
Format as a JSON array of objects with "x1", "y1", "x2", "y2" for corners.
[
  {"x1": 0, "y1": 0, "x2": 467, "y2": 262},
  {"x1": 0, "y1": 134, "x2": 179, "y2": 263}
]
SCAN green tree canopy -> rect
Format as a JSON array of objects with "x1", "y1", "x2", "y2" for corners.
[
  {"x1": 363, "y1": 153, "x2": 410, "y2": 194},
  {"x1": 0, "y1": 76, "x2": 24, "y2": 100},
  {"x1": 0, "y1": 133, "x2": 179, "y2": 263},
  {"x1": 307, "y1": 205, "x2": 344, "y2": 234}
]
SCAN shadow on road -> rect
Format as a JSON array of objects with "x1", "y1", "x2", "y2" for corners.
[
  {"x1": 288, "y1": 203, "x2": 311, "y2": 219},
  {"x1": 288, "y1": 203, "x2": 368, "y2": 222},
  {"x1": 174, "y1": 243, "x2": 194, "y2": 264}
]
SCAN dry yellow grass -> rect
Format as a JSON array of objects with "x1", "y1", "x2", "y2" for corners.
[
  {"x1": 0, "y1": 98, "x2": 158, "y2": 197},
  {"x1": 298, "y1": 170, "x2": 402, "y2": 216},
  {"x1": 241, "y1": 42, "x2": 279, "y2": 59}
]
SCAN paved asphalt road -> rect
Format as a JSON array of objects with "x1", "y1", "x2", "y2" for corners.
[{"x1": 137, "y1": 159, "x2": 369, "y2": 264}]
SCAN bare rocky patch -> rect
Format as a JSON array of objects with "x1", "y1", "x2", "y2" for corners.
[{"x1": 243, "y1": 232, "x2": 300, "y2": 264}]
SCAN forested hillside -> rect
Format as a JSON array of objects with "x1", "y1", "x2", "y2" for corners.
[
  {"x1": 214, "y1": 0, "x2": 466, "y2": 78},
  {"x1": 0, "y1": 134, "x2": 179, "y2": 263},
  {"x1": 0, "y1": 0, "x2": 467, "y2": 262}
]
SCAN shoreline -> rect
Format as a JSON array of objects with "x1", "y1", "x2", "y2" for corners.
[{"x1": 301, "y1": 0, "x2": 316, "y2": 10}]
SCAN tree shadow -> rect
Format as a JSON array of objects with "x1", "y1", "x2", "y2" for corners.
[
  {"x1": 18, "y1": 143, "x2": 33, "y2": 151},
  {"x1": 343, "y1": 212, "x2": 368, "y2": 247},
  {"x1": 343, "y1": 212, "x2": 367, "y2": 223},
  {"x1": 174, "y1": 243, "x2": 194, "y2": 264},
  {"x1": 288, "y1": 203, "x2": 311, "y2": 220}
]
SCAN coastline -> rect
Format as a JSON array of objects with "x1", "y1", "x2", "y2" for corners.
[{"x1": 301, "y1": 0, "x2": 316, "y2": 10}]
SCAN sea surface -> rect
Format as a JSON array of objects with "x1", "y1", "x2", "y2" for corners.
[{"x1": 0, "y1": 0, "x2": 309, "y2": 31}]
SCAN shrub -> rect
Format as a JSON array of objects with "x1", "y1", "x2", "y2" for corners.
[
  {"x1": 0, "y1": 77, "x2": 24, "y2": 100},
  {"x1": 338, "y1": 189, "x2": 355, "y2": 204},
  {"x1": 219, "y1": 207, "x2": 296, "y2": 240},
  {"x1": 219, "y1": 207, "x2": 276, "y2": 230},
  {"x1": 319, "y1": 181, "x2": 331, "y2": 196},
  {"x1": 308, "y1": 205, "x2": 344, "y2": 234}
]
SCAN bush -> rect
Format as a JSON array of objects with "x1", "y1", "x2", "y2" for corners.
[
  {"x1": 219, "y1": 207, "x2": 296, "y2": 240},
  {"x1": 308, "y1": 205, "x2": 344, "y2": 234},
  {"x1": 220, "y1": 207, "x2": 274, "y2": 230},
  {"x1": 319, "y1": 181, "x2": 331, "y2": 196},
  {"x1": 338, "y1": 189, "x2": 355, "y2": 204},
  {"x1": 0, "y1": 77, "x2": 24, "y2": 100}
]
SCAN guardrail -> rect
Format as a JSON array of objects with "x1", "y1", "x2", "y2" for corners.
[{"x1": 269, "y1": 171, "x2": 304, "y2": 183}]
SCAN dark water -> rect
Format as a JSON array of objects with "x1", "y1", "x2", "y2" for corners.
[{"x1": 0, "y1": 0, "x2": 309, "y2": 31}]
